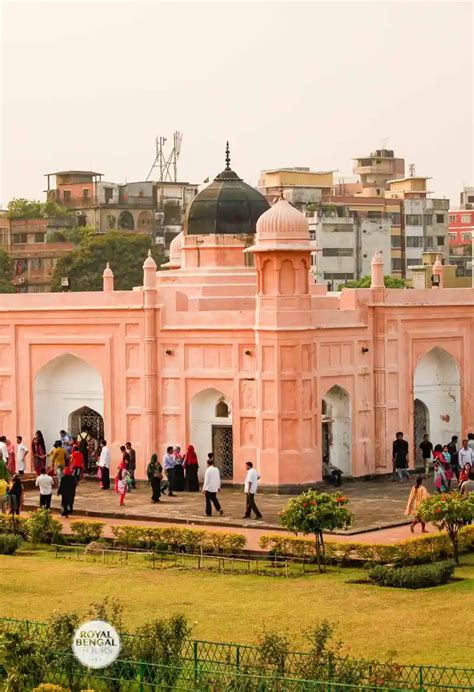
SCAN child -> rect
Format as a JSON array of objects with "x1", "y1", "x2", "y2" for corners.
[
  {"x1": 70, "y1": 445, "x2": 85, "y2": 482},
  {"x1": 116, "y1": 468, "x2": 128, "y2": 506},
  {"x1": 442, "y1": 445, "x2": 453, "y2": 490}
]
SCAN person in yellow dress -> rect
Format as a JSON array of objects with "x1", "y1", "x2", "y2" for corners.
[{"x1": 405, "y1": 476, "x2": 430, "y2": 533}]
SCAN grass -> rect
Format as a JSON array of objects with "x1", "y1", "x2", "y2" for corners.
[{"x1": 0, "y1": 549, "x2": 473, "y2": 667}]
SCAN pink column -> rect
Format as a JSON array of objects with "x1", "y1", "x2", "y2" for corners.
[
  {"x1": 432, "y1": 256, "x2": 445, "y2": 288},
  {"x1": 102, "y1": 263, "x2": 114, "y2": 291},
  {"x1": 143, "y1": 251, "x2": 158, "y2": 465}
]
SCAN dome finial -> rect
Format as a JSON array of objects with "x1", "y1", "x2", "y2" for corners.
[
  {"x1": 225, "y1": 141, "x2": 231, "y2": 170},
  {"x1": 279, "y1": 186, "x2": 285, "y2": 200}
]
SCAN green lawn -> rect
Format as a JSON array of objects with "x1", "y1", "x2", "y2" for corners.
[{"x1": 0, "y1": 549, "x2": 473, "y2": 667}]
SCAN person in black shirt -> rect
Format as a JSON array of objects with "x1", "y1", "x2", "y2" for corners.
[
  {"x1": 447, "y1": 435, "x2": 459, "y2": 480},
  {"x1": 393, "y1": 431, "x2": 410, "y2": 482},
  {"x1": 419, "y1": 434, "x2": 433, "y2": 477}
]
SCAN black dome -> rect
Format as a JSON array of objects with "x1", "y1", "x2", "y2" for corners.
[{"x1": 187, "y1": 144, "x2": 270, "y2": 236}]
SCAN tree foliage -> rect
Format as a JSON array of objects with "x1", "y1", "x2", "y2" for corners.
[
  {"x1": 418, "y1": 493, "x2": 474, "y2": 563},
  {"x1": 51, "y1": 232, "x2": 165, "y2": 292},
  {"x1": 0, "y1": 249, "x2": 15, "y2": 293},
  {"x1": 279, "y1": 490, "x2": 352, "y2": 571},
  {"x1": 338, "y1": 275, "x2": 406, "y2": 290},
  {"x1": 7, "y1": 198, "x2": 70, "y2": 219}
]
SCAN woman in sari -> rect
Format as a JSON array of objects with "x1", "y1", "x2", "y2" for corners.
[
  {"x1": 31, "y1": 431, "x2": 47, "y2": 477},
  {"x1": 183, "y1": 445, "x2": 199, "y2": 492},
  {"x1": 404, "y1": 476, "x2": 429, "y2": 533}
]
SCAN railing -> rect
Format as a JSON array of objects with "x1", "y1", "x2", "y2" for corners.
[{"x1": 0, "y1": 618, "x2": 472, "y2": 690}]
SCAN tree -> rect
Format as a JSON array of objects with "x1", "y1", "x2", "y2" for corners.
[
  {"x1": 7, "y1": 197, "x2": 71, "y2": 219},
  {"x1": 418, "y1": 493, "x2": 474, "y2": 563},
  {"x1": 51, "y1": 232, "x2": 165, "y2": 292},
  {"x1": 338, "y1": 275, "x2": 406, "y2": 290},
  {"x1": 0, "y1": 249, "x2": 15, "y2": 293},
  {"x1": 279, "y1": 490, "x2": 352, "y2": 572}
]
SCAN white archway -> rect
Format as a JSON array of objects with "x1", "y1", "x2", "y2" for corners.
[
  {"x1": 190, "y1": 388, "x2": 233, "y2": 479},
  {"x1": 322, "y1": 385, "x2": 352, "y2": 475},
  {"x1": 414, "y1": 347, "x2": 460, "y2": 447},
  {"x1": 414, "y1": 398, "x2": 430, "y2": 463},
  {"x1": 35, "y1": 354, "x2": 104, "y2": 450}
]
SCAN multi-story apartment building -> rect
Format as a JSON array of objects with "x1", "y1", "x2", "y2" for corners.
[
  {"x1": 258, "y1": 168, "x2": 334, "y2": 210},
  {"x1": 448, "y1": 207, "x2": 474, "y2": 279},
  {"x1": 460, "y1": 186, "x2": 474, "y2": 210},
  {"x1": 384, "y1": 175, "x2": 449, "y2": 278},
  {"x1": 45, "y1": 170, "x2": 198, "y2": 252},
  {"x1": 353, "y1": 149, "x2": 405, "y2": 197}
]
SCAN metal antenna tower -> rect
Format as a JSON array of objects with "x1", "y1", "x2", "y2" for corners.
[{"x1": 146, "y1": 131, "x2": 183, "y2": 182}]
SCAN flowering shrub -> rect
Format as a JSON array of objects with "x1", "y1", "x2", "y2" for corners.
[
  {"x1": 279, "y1": 491, "x2": 352, "y2": 571},
  {"x1": 418, "y1": 492, "x2": 474, "y2": 563}
]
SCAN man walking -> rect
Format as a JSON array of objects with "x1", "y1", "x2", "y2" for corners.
[
  {"x1": 98, "y1": 439, "x2": 110, "y2": 489},
  {"x1": 163, "y1": 446, "x2": 176, "y2": 496},
  {"x1": 126, "y1": 441, "x2": 136, "y2": 488},
  {"x1": 243, "y1": 461, "x2": 262, "y2": 519},
  {"x1": 16, "y1": 436, "x2": 28, "y2": 475},
  {"x1": 459, "y1": 439, "x2": 474, "y2": 470},
  {"x1": 392, "y1": 431, "x2": 410, "y2": 482},
  {"x1": 203, "y1": 457, "x2": 223, "y2": 517},
  {"x1": 35, "y1": 467, "x2": 54, "y2": 509},
  {"x1": 419, "y1": 434, "x2": 433, "y2": 477}
]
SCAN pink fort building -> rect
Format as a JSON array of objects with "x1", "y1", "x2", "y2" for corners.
[{"x1": 1, "y1": 151, "x2": 473, "y2": 488}]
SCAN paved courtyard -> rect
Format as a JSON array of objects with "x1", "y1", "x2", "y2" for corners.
[{"x1": 23, "y1": 475, "x2": 437, "y2": 534}]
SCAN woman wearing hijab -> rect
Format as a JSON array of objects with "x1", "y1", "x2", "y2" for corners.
[
  {"x1": 147, "y1": 454, "x2": 162, "y2": 503},
  {"x1": 183, "y1": 445, "x2": 199, "y2": 492},
  {"x1": 32, "y1": 431, "x2": 47, "y2": 477},
  {"x1": 173, "y1": 446, "x2": 185, "y2": 492},
  {"x1": 8, "y1": 474, "x2": 23, "y2": 515},
  {"x1": 57, "y1": 465, "x2": 77, "y2": 518}
]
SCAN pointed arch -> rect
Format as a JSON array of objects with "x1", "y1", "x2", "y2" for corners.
[
  {"x1": 35, "y1": 353, "x2": 104, "y2": 450},
  {"x1": 322, "y1": 385, "x2": 352, "y2": 476},
  {"x1": 279, "y1": 259, "x2": 296, "y2": 295},
  {"x1": 190, "y1": 388, "x2": 233, "y2": 479}
]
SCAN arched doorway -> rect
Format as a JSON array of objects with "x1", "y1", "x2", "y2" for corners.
[
  {"x1": 414, "y1": 398, "x2": 430, "y2": 464},
  {"x1": 118, "y1": 210, "x2": 134, "y2": 230},
  {"x1": 190, "y1": 389, "x2": 233, "y2": 479},
  {"x1": 321, "y1": 385, "x2": 352, "y2": 475},
  {"x1": 35, "y1": 354, "x2": 104, "y2": 450},
  {"x1": 137, "y1": 211, "x2": 153, "y2": 231},
  {"x1": 414, "y1": 347, "x2": 460, "y2": 447},
  {"x1": 69, "y1": 405, "x2": 104, "y2": 441}
]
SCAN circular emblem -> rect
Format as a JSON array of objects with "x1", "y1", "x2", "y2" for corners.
[{"x1": 72, "y1": 620, "x2": 121, "y2": 669}]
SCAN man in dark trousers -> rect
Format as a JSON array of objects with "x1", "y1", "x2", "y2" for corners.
[
  {"x1": 243, "y1": 461, "x2": 262, "y2": 519},
  {"x1": 392, "y1": 431, "x2": 409, "y2": 482},
  {"x1": 447, "y1": 435, "x2": 459, "y2": 480},
  {"x1": 126, "y1": 441, "x2": 136, "y2": 488}
]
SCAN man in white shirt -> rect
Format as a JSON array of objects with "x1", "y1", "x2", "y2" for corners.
[
  {"x1": 0, "y1": 436, "x2": 9, "y2": 465},
  {"x1": 98, "y1": 439, "x2": 111, "y2": 489},
  {"x1": 202, "y1": 455, "x2": 223, "y2": 517},
  {"x1": 243, "y1": 461, "x2": 262, "y2": 519},
  {"x1": 35, "y1": 467, "x2": 54, "y2": 509},
  {"x1": 467, "y1": 434, "x2": 474, "y2": 454},
  {"x1": 16, "y1": 436, "x2": 29, "y2": 475},
  {"x1": 459, "y1": 440, "x2": 474, "y2": 469}
]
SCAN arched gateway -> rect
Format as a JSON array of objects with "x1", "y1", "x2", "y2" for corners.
[
  {"x1": 190, "y1": 388, "x2": 233, "y2": 480},
  {"x1": 34, "y1": 354, "x2": 104, "y2": 450}
]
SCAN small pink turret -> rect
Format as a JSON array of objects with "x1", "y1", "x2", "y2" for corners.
[
  {"x1": 102, "y1": 263, "x2": 114, "y2": 292},
  {"x1": 143, "y1": 250, "x2": 157, "y2": 289},
  {"x1": 370, "y1": 250, "x2": 384, "y2": 289}
]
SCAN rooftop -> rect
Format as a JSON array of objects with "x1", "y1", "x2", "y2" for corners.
[
  {"x1": 44, "y1": 170, "x2": 103, "y2": 177},
  {"x1": 386, "y1": 176, "x2": 431, "y2": 184},
  {"x1": 262, "y1": 167, "x2": 335, "y2": 175}
]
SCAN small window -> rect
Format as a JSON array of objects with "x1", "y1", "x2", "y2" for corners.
[
  {"x1": 391, "y1": 258, "x2": 402, "y2": 270},
  {"x1": 12, "y1": 233, "x2": 27, "y2": 244},
  {"x1": 406, "y1": 214, "x2": 422, "y2": 225},
  {"x1": 437, "y1": 236, "x2": 445, "y2": 245},
  {"x1": 322, "y1": 248, "x2": 353, "y2": 257},
  {"x1": 462, "y1": 232, "x2": 472, "y2": 241},
  {"x1": 407, "y1": 259, "x2": 421, "y2": 266},
  {"x1": 436, "y1": 214, "x2": 444, "y2": 224},
  {"x1": 406, "y1": 236, "x2": 423, "y2": 248},
  {"x1": 461, "y1": 214, "x2": 471, "y2": 223},
  {"x1": 104, "y1": 187, "x2": 114, "y2": 202},
  {"x1": 215, "y1": 400, "x2": 229, "y2": 418},
  {"x1": 63, "y1": 190, "x2": 71, "y2": 201},
  {"x1": 391, "y1": 235, "x2": 401, "y2": 248},
  {"x1": 467, "y1": 195, "x2": 474, "y2": 203},
  {"x1": 31, "y1": 258, "x2": 41, "y2": 270},
  {"x1": 449, "y1": 214, "x2": 457, "y2": 223},
  {"x1": 82, "y1": 189, "x2": 90, "y2": 199},
  {"x1": 424, "y1": 214, "x2": 432, "y2": 226},
  {"x1": 34, "y1": 233, "x2": 44, "y2": 243}
]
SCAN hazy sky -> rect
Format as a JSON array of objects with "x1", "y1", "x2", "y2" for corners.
[{"x1": 1, "y1": 0, "x2": 473, "y2": 207}]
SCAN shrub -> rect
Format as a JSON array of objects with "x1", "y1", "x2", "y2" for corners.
[
  {"x1": 0, "y1": 514, "x2": 28, "y2": 539},
  {"x1": 0, "y1": 629, "x2": 46, "y2": 690},
  {"x1": 69, "y1": 521, "x2": 104, "y2": 544},
  {"x1": 0, "y1": 534, "x2": 22, "y2": 555},
  {"x1": 418, "y1": 493, "x2": 474, "y2": 563},
  {"x1": 25, "y1": 509, "x2": 63, "y2": 547},
  {"x1": 111, "y1": 525, "x2": 246, "y2": 554},
  {"x1": 368, "y1": 561, "x2": 454, "y2": 589},
  {"x1": 260, "y1": 525, "x2": 474, "y2": 566},
  {"x1": 279, "y1": 491, "x2": 352, "y2": 572}
]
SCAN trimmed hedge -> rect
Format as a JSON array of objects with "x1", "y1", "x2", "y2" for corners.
[
  {"x1": 260, "y1": 525, "x2": 474, "y2": 566},
  {"x1": 0, "y1": 534, "x2": 22, "y2": 555},
  {"x1": 70, "y1": 520, "x2": 104, "y2": 544},
  {"x1": 111, "y1": 525, "x2": 246, "y2": 554},
  {"x1": 368, "y1": 561, "x2": 454, "y2": 589}
]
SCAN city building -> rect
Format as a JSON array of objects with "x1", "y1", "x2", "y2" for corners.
[
  {"x1": 460, "y1": 185, "x2": 474, "y2": 210},
  {"x1": 1, "y1": 152, "x2": 474, "y2": 488},
  {"x1": 258, "y1": 168, "x2": 334, "y2": 211},
  {"x1": 448, "y1": 207, "x2": 474, "y2": 279},
  {"x1": 353, "y1": 148, "x2": 405, "y2": 197},
  {"x1": 45, "y1": 170, "x2": 198, "y2": 252},
  {"x1": 385, "y1": 175, "x2": 449, "y2": 277}
]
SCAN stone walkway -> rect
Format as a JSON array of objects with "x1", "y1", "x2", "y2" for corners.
[{"x1": 23, "y1": 475, "x2": 435, "y2": 534}]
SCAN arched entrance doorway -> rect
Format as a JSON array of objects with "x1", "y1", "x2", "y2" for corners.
[
  {"x1": 118, "y1": 210, "x2": 134, "y2": 230},
  {"x1": 414, "y1": 347, "x2": 460, "y2": 447},
  {"x1": 414, "y1": 398, "x2": 430, "y2": 464},
  {"x1": 190, "y1": 389, "x2": 233, "y2": 479},
  {"x1": 69, "y1": 406, "x2": 104, "y2": 441},
  {"x1": 35, "y1": 354, "x2": 104, "y2": 450},
  {"x1": 322, "y1": 385, "x2": 352, "y2": 475}
]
